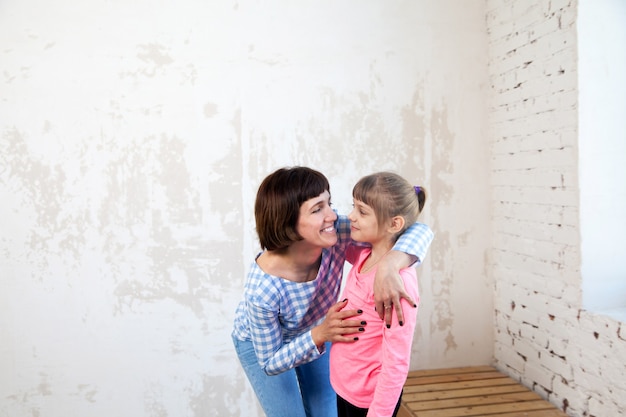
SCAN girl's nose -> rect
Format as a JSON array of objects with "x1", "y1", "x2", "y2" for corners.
[{"x1": 348, "y1": 208, "x2": 356, "y2": 222}]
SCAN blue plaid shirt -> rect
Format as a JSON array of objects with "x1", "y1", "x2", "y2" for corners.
[{"x1": 232, "y1": 214, "x2": 433, "y2": 375}]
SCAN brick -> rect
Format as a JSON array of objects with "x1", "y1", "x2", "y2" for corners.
[
  {"x1": 513, "y1": 335, "x2": 541, "y2": 362},
  {"x1": 578, "y1": 310, "x2": 621, "y2": 336},
  {"x1": 588, "y1": 396, "x2": 624, "y2": 417},
  {"x1": 495, "y1": 342, "x2": 527, "y2": 373},
  {"x1": 494, "y1": 325, "x2": 516, "y2": 347},
  {"x1": 528, "y1": 14, "x2": 563, "y2": 38},
  {"x1": 542, "y1": 317, "x2": 575, "y2": 347},
  {"x1": 490, "y1": 168, "x2": 570, "y2": 188},
  {"x1": 494, "y1": 186, "x2": 579, "y2": 209},
  {"x1": 551, "y1": 377, "x2": 584, "y2": 416},
  {"x1": 493, "y1": 233, "x2": 574, "y2": 266},
  {"x1": 492, "y1": 201, "x2": 578, "y2": 225},
  {"x1": 571, "y1": 358, "x2": 606, "y2": 390},
  {"x1": 519, "y1": 321, "x2": 549, "y2": 349},
  {"x1": 512, "y1": 270, "x2": 567, "y2": 299},
  {"x1": 545, "y1": 0, "x2": 575, "y2": 14},
  {"x1": 491, "y1": 133, "x2": 568, "y2": 154},
  {"x1": 546, "y1": 335, "x2": 570, "y2": 362},
  {"x1": 572, "y1": 321, "x2": 618, "y2": 362},
  {"x1": 533, "y1": 383, "x2": 552, "y2": 402},
  {"x1": 491, "y1": 247, "x2": 572, "y2": 278},
  {"x1": 522, "y1": 360, "x2": 554, "y2": 391},
  {"x1": 539, "y1": 299, "x2": 579, "y2": 323},
  {"x1": 601, "y1": 358, "x2": 626, "y2": 394},
  {"x1": 539, "y1": 349, "x2": 573, "y2": 380}
]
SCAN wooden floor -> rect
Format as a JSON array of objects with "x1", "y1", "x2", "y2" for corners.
[{"x1": 398, "y1": 366, "x2": 568, "y2": 417}]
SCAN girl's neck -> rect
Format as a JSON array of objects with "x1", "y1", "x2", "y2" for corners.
[{"x1": 360, "y1": 241, "x2": 394, "y2": 274}]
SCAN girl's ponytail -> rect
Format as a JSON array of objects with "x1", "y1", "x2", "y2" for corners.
[{"x1": 414, "y1": 185, "x2": 427, "y2": 213}]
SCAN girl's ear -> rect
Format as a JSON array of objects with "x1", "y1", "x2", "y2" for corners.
[{"x1": 388, "y1": 216, "x2": 405, "y2": 234}]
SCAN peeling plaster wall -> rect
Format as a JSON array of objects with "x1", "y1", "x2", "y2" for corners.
[{"x1": 0, "y1": 1, "x2": 490, "y2": 416}]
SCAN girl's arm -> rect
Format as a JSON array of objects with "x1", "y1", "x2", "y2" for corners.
[{"x1": 368, "y1": 270, "x2": 420, "y2": 416}]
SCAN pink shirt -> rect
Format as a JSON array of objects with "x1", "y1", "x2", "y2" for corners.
[{"x1": 330, "y1": 246, "x2": 420, "y2": 417}]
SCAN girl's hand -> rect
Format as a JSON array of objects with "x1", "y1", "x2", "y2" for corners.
[
  {"x1": 311, "y1": 299, "x2": 366, "y2": 347},
  {"x1": 374, "y1": 252, "x2": 417, "y2": 328}
]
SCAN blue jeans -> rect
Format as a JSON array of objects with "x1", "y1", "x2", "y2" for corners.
[{"x1": 233, "y1": 336, "x2": 337, "y2": 417}]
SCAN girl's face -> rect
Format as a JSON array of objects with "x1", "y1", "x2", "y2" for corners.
[
  {"x1": 348, "y1": 199, "x2": 382, "y2": 244},
  {"x1": 296, "y1": 190, "x2": 338, "y2": 248}
]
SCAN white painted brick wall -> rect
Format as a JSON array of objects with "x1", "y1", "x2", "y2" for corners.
[{"x1": 487, "y1": 0, "x2": 626, "y2": 416}]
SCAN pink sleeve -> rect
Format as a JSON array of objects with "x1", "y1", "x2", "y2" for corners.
[
  {"x1": 346, "y1": 244, "x2": 368, "y2": 266},
  {"x1": 367, "y1": 270, "x2": 419, "y2": 417}
]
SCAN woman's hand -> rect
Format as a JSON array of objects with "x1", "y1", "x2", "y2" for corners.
[
  {"x1": 311, "y1": 299, "x2": 366, "y2": 347},
  {"x1": 374, "y1": 251, "x2": 417, "y2": 328}
]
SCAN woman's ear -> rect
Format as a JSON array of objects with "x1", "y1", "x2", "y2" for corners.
[{"x1": 388, "y1": 216, "x2": 405, "y2": 234}]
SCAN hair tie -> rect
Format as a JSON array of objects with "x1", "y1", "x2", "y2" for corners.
[{"x1": 414, "y1": 186, "x2": 421, "y2": 195}]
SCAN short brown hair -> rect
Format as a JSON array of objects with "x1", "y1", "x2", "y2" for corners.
[{"x1": 255, "y1": 166, "x2": 330, "y2": 251}]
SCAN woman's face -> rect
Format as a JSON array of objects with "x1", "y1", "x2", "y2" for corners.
[{"x1": 296, "y1": 190, "x2": 338, "y2": 248}]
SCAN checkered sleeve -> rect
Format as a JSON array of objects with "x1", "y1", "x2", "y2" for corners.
[
  {"x1": 334, "y1": 212, "x2": 352, "y2": 245},
  {"x1": 392, "y1": 222, "x2": 434, "y2": 265},
  {"x1": 246, "y1": 276, "x2": 323, "y2": 375}
]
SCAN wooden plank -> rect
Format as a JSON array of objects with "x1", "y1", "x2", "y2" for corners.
[
  {"x1": 402, "y1": 383, "x2": 528, "y2": 402},
  {"x1": 491, "y1": 412, "x2": 568, "y2": 417},
  {"x1": 404, "y1": 371, "x2": 505, "y2": 386},
  {"x1": 407, "y1": 391, "x2": 543, "y2": 411},
  {"x1": 397, "y1": 403, "x2": 415, "y2": 417},
  {"x1": 406, "y1": 365, "x2": 496, "y2": 378},
  {"x1": 408, "y1": 399, "x2": 556, "y2": 417},
  {"x1": 403, "y1": 376, "x2": 520, "y2": 394}
]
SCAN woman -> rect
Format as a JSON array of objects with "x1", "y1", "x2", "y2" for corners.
[{"x1": 232, "y1": 167, "x2": 433, "y2": 417}]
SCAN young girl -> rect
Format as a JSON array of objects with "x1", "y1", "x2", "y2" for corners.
[{"x1": 330, "y1": 172, "x2": 428, "y2": 417}]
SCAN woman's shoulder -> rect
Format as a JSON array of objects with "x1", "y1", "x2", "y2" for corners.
[
  {"x1": 246, "y1": 256, "x2": 317, "y2": 301},
  {"x1": 245, "y1": 258, "x2": 283, "y2": 299}
]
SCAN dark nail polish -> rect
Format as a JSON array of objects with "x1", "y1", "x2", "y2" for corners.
[
  {"x1": 353, "y1": 337, "x2": 359, "y2": 341},
  {"x1": 413, "y1": 303, "x2": 417, "y2": 308},
  {"x1": 360, "y1": 321, "x2": 367, "y2": 325},
  {"x1": 386, "y1": 324, "x2": 391, "y2": 329},
  {"x1": 357, "y1": 309, "x2": 363, "y2": 314},
  {"x1": 399, "y1": 321, "x2": 404, "y2": 326},
  {"x1": 342, "y1": 298, "x2": 348, "y2": 302},
  {"x1": 359, "y1": 327, "x2": 364, "y2": 332}
]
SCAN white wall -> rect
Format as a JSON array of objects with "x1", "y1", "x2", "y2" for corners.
[
  {"x1": 0, "y1": 1, "x2": 491, "y2": 416},
  {"x1": 578, "y1": 0, "x2": 626, "y2": 313}
]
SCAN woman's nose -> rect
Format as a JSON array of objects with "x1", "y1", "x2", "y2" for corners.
[{"x1": 327, "y1": 207, "x2": 338, "y2": 221}]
